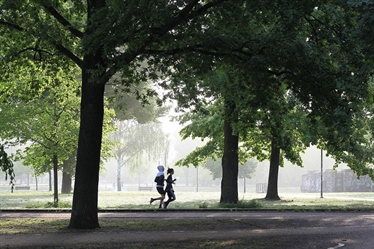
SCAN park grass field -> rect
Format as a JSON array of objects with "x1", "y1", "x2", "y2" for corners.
[
  {"x1": 1, "y1": 190, "x2": 373, "y2": 210},
  {"x1": 1, "y1": 190, "x2": 374, "y2": 248}
]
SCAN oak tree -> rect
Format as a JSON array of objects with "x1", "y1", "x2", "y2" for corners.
[{"x1": 0, "y1": 0, "x2": 230, "y2": 228}]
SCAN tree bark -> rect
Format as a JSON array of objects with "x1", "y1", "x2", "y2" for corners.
[
  {"x1": 53, "y1": 154, "x2": 59, "y2": 207},
  {"x1": 68, "y1": 61, "x2": 105, "y2": 229},
  {"x1": 220, "y1": 101, "x2": 239, "y2": 203},
  {"x1": 265, "y1": 139, "x2": 281, "y2": 200},
  {"x1": 116, "y1": 158, "x2": 122, "y2": 191},
  {"x1": 61, "y1": 171, "x2": 72, "y2": 194},
  {"x1": 68, "y1": 0, "x2": 106, "y2": 229},
  {"x1": 61, "y1": 155, "x2": 75, "y2": 194},
  {"x1": 49, "y1": 170, "x2": 52, "y2": 192}
]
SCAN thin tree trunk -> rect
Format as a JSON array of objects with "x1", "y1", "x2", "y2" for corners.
[
  {"x1": 61, "y1": 171, "x2": 72, "y2": 194},
  {"x1": 61, "y1": 155, "x2": 75, "y2": 194},
  {"x1": 265, "y1": 139, "x2": 281, "y2": 200},
  {"x1": 53, "y1": 154, "x2": 59, "y2": 207},
  {"x1": 116, "y1": 158, "x2": 122, "y2": 191},
  {"x1": 49, "y1": 170, "x2": 52, "y2": 192}
]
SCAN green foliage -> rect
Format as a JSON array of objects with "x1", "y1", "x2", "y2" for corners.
[
  {"x1": 110, "y1": 120, "x2": 168, "y2": 173},
  {"x1": 105, "y1": 78, "x2": 169, "y2": 123},
  {"x1": 175, "y1": 69, "x2": 309, "y2": 170},
  {"x1": 172, "y1": 1, "x2": 373, "y2": 180},
  {"x1": 352, "y1": 0, "x2": 374, "y2": 63},
  {"x1": 204, "y1": 157, "x2": 257, "y2": 180},
  {"x1": 321, "y1": 78, "x2": 374, "y2": 178},
  {"x1": 0, "y1": 74, "x2": 80, "y2": 173},
  {"x1": 0, "y1": 70, "x2": 115, "y2": 175}
]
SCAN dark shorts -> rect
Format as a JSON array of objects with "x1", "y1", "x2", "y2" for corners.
[
  {"x1": 156, "y1": 187, "x2": 165, "y2": 195},
  {"x1": 166, "y1": 188, "x2": 176, "y2": 200}
]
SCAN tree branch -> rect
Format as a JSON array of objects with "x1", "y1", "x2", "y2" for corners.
[
  {"x1": 18, "y1": 47, "x2": 53, "y2": 57},
  {"x1": 0, "y1": 19, "x2": 82, "y2": 67},
  {"x1": 102, "y1": 0, "x2": 229, "y2": 85},
  {"x1": 53, "y1": 42, "x2": 82, "y2": 68},
  {"x1": 42, "y1": 5, "x2": 84, "y2": 38},
  {"x1": 154, "y1": 0, "x2": 227, "y2": 36},
  {"x1": 267, "y1": 69, "x2": 294, "y2": 77},
  {"x1": 0, "y1": 20, "x2": 24, "y2": 31},
  {"x1": 142, "y1": 44, "x2": 252, "y2": 61},
  {"x1": 154, "y1": 0, "x2": 200, "y2": 36}
]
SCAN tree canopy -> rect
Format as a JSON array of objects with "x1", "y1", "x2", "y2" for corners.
[{"x1": 166, "y1": 0, "x2": 373, "y2": 202}]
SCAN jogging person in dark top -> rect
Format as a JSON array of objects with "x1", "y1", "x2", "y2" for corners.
[
  {"x1": 163, "y1": 167, "x2": 176, "y2": 208},
  {"x1": 150, "y1": 165, "x2": 165, "y2": 208}
]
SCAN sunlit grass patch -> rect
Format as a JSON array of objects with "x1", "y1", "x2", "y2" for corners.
[
  {"x1": 0, "y1": 191, "x2": 73, "y2": 209},
  {"x1": 0, "y1": 216, "x2": 293, "y2": 248},
  {"x1": 1, "y1": 217, "x2": 287, "y2": 236},
  {"x1": 98, "y1": 191, "x2": 222, "y2": 209},
  {"x1": 254, "y1": 196, "x2": 374, "y2": 211},
  {"x1": 25, "y1": 201, "x2": 72, "y2": 208},
  {"x1": 0, "y1": 218, "x2": 68, "y2": 234},
  {"x1": 0, "y1": 218, "x2": 282, "y2": 249},
  {"x1": 1, "y1": 191, "x2": 374, "y2": 210}
]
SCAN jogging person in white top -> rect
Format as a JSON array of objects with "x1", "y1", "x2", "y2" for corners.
[{"x1": 150, "y1": 165, "x2": 165, "y2": 208}]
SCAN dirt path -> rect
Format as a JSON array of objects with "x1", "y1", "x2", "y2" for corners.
[{"x1": 1, "y1": 211, "x2": 374, "y2": 248}]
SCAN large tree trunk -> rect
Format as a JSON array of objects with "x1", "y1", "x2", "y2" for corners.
[
  {"x1": 265, "y1": 139, "x2": 281, "y2": 200},
  {"x1": 68, "y1": 0, "x2": 106, "y2": 229},
  {"x1": 69, "y1": 62, "x2": 105, "y2": 228},
  {"x1": 220, "y1": 101, "x2": 239, "y2": 203}
]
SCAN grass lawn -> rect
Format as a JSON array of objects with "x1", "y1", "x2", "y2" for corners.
[
  {"x1": 0, "y1": 217, "x2": 319, "y2": 249},
  {"x1": 1, "y1": 191, "x2": 373, "y2": 248},
  {"x1": 0, "y1": 190, "x2": 373, "y2": 210}
]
